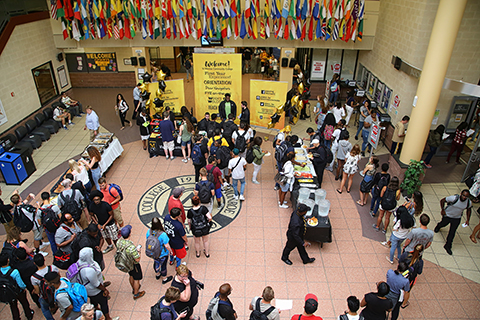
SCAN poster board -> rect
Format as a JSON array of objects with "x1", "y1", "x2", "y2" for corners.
[
  {"x1": 66, "y1": 53, "x2": 88, "y2": 73},
  {"x1": 249, "y1": 80, "x2": 289, "y2": 129},
  {"x1": 0, "y1": 99, "x2": 8, "y2": 126},
  {"x1": 193, "y1": 53, "x2": 242, "y2": 118},
  {"x1": 85, "y1": 53, "x2": 118, "y2": 72},
  {"x1": 160, "y1": 80, "x2": 185, "y2": 112}
]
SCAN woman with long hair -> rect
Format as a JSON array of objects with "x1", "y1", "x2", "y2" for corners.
[
  {"x1": 68, "y1": 159, "x2": 91, "y2": 191},
  {"x1": 314, "y1": 96, "x2": 327, "y2": 131},
  {"x1": 338, "y1": 144, "x2": 361, "y2": 193},
  {"x1": 374, "y1": 176, "x2": 401, "y2": 233},
  {"x1": 115, "y1": 93, "x2": 131, "y2": 130},
  {"x1": 360, "y1": 281, "x2": 392, "y2": 320},
  {"x1": 404, "y1": 191, "x2": 424, "y2": 216},
  {"x1": 278, "y1": 153, "x2": 295, "y2": 209},
  {"x1": 146, "y1": 217, "x2": 174, "y2": 283},
  {"x1": 251, "y1": 136, "x2": 267, "y2": 184},
  {"x1": 384, "y1": 206, "x2": 415, "y2": 264},
  {"x1": 187, "y1": 195, "x2": 212, "y2": 258},
  {"x1": 81, "y1": 146, "x2": 102, "y2": 190},
  {"x1": 179, "y1": 116, "x2": 194, "y2": 163},
  {"x1": 399, "y1": 244, "x2": 424, "y2": 297},
  {"x1": 423, "y1": 125, "x2": 445, "y2": 168},
  {"x1": 357, "y1": 156, "x2": 379, "y2": 206},
  {"x1": 446, "y1": 121, "x2": 468, "y2": 164}
]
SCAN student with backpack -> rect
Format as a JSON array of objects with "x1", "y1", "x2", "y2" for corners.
[
  {"x1": 151, "y1": 287, "x2": 188, "y2": 320},
  {"x1": 383, "y1": 206, "x2": 415, "y2": 264},
  {"x1": 192, "y1": 135, "x2": 209, "y2": 182},
  {"x1": 58, "y1": 179, "x2": 89, "y2": 229},
  {"x1": 206, "y1": 283, "x2": 236, "y2": 320},
  {"x1": 44, "y1": 271, "x2": 87, "y2": 320},
  {"x1": 222, "y1": 114, "x2": 238, "y2": 149},
  {"x1": 164, "y1": 209, "x2": 188, "y2": 268},
  {"x1": 228, "y1": 148, "x2": 247, "y2": 201},
  {"x1": 4, "y1": 226, "x2": 35, "y2": 262},
  {"x1": 206, "y1": 155, "x2": 226, "y2": 210},
  {"x1": 145, "y1": 217, "x2": 174, "y2": 283},
  {"x1": 0, "y1": 252, "x2": 34, "y2": 320},
  {"x1": 251, "y1": 137, "x2": 267, "y2": 184},
  {"x1": 31, "y1": 253, "x2": 58, "y2": 320},
  {"x1": 195, "y1": 168, "x2": 216, "y2": 213},
  {"x1": 216, "y1": 145, "x2": 233, "y2": 187},
  {"x1": 14, "y1": 247, "x2": 40, "y2": 308},
  {"x1": 374, "y1": 176, "x2": 401, "y2": 234},
  {"x1": 0, "y1": 186, "x2": 15, "y2": 235},
  {"x1": 40, "y1": 192, "x2": 62, "y2": 255},
  {"x1": 369, "y1": 163, "x2": 391, "y2": 218},
  {"x1": 98, "y1": 177, "x2": 124, "y2": 228},
  {"x1": 188, "y1": 196, "x2": 213, "y2": 258},
  {"x1": 248, "y1": 286, "x2": 280, "y2": 320},
  {"x1": 358, "y1": 156, "x2": 379, "y2": 206},
  {"x1": 232, "y1": 122, "x2": 251, "y2": 158},
  {"x1": 208, "y1": 128, "x2": 229, "y2": 151}
]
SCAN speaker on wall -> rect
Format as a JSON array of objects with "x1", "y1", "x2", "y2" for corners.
[
  {"x1": 57, "y1": 53, "x2": 64, "y2": 62},
  {"x1": 288, "y1": 58, "x2": 297, "y2": 68},
  {"x1": 131, "y1": 57, "x2": 138, "y2": 66},
  {"x1": 394, "y1": 56, "x2": 402, "y2": 70},
  {"x1": 139, "y1": 57, "x2": 146, "y2": 66},
  {"x1": 281, "y1": 58, "x2": 289, "y2": 68}
]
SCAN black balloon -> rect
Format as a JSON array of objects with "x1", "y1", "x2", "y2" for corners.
[
  {"x1": 302, "y1": 91, "x2": 311, "y2": 100},
  {"x1": 290, "y1": 107, "x2": 299, "y2": 117},
  {"x1": 284, "y1": 100, "x2": 292, "y2": 111},
  {"x1": 159, "y1": 80, "x2": 167, "y2": 91},
  {"x1": 142, "y1": 72, "x2": 152, "y2": 83},
  {"x1": 153, "y1": 98, "x2": 164, "y2": 108},
  {"x1": 271, "y1": 113, "x2": 281, "y2": 123},
  {"x1": 141, "y1": 91, "x2": 151, "y2": 101}
]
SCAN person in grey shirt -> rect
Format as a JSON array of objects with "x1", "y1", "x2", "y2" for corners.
[
  {"x1": 435, "y1": 190, "x2": 472, "y2": 255},
  {"x1": 249, "y1": 286, "x2": 280, "y2": 320},
  {"x1": 55, "y1": 213, "x2": 82, "y2": 254},
  {"x1": 355, "y1": 99, "x2": 371, "y2": 140},
  {"x1": 57, "y1": 179, "x2": 88, "y2": 229},
  {"x1": 403, "y1": 213, "x2": 434, "y2": 254},
  {"x1": 45, "y1": 271, "x2": 80, "y2": 320}
]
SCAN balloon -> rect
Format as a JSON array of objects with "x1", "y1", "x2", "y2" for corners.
[
  {"x1": 271, "y1": 113, "x2": 281, "y2": 123},
  {"x1": 290, "y1": 107, "x2": 299, "y2": 117},
  {"x1": 159, "y1": 80, "x2": 167, "y2": 92},
  {"x1": 142, "y1": 72, "x2": 152, "y2": 83},
  {"x1": 276, "y1": 104, "x2": 285, "y2": 114},
  {"x1": 153, "y1": 98, "x2": 164, "y2": 108},
  {"x1": 139, "y1": 83, "x2": 147, "y2": 92},
  {"x1": 141, "y1": 91, "x2": 151, "y2": 101},
  {"x1": 293, "y1": 116, "x2": 299, "y2": 124},
  {"x1": 156, "y1": 88, "x2": 163, "y2": 99},
  {"x1": 267, "y1": 121, "x2": 275, "y2": 129},
  {"x1": 281, "y1": 125, "x2": 292, "y2": 133},
  {"x1": 284, "y1": 100, "x2": 292, "y2": 111},
  {"x1": 291, "y1": 95, "x2": 299, "y2": 107},
  {"x1": 302, "y1": 91, "x2": 311, "y2": 100},
  {"x1": 298, "y1": 100, "x2": 304, "y2": 110},
  {"x1": 298, "y1": 82, "x2": 304, "y2": 94},
  {"x1": 157, "y1": 70, "x2": 167, "y2": 81}
]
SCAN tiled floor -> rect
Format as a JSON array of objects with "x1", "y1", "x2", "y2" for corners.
[{"x1": 1, "y1": 73, "x2": 480, "y2": 320}]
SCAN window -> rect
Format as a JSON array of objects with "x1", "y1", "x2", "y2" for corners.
[
  {"x1": 325, "y1": 49, "x2": 342, "y2": 81},
  {"x1": 310, "y1": 49, "x2": 358, "y2": 81},
  {"x1": 32, "y1": 61, "x2": 58, "y2": 105},
  {"x1": 341, "y1": 50, "x2": 358, "y2": 81},
  {"x1": 310, "y1": 49, "x2": 327, "y2": 81}
]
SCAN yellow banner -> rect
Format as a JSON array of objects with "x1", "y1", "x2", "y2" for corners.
[
  {"x1": 145, "y1": 80, "x2": 185, "y2": 117},
  {"x1": 249, "y1": 80, "x2": 288, "y2": 129},
  {"x1": 193, "y1": 53, "x2": 242, "y2": 119}
]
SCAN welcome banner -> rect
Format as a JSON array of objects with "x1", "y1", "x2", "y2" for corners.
[
  {"x1": 145, "y1": 80, "x2": 185, "y2": 117},
  {"x1": 193, "y1": 53, "x2": 242, "y2": 119},
  {"x1": 249, "y1": 80, "x2": 289, "y2": 129}
]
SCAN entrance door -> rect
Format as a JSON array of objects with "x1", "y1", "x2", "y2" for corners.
[{"x1": 445, "y1": 96, "x2": 478, "y2": 133}]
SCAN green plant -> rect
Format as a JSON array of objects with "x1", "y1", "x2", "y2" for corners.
[{"x1": 400, "y1": 160, "x2": 425, "y2": 195}]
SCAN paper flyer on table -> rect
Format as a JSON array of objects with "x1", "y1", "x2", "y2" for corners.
[
  {"x1": 467, "y1": 129, "x2": 475, "y2": 137},
  {"x1": 275, "y1": 299, "x2": 293, "y2": 310}
]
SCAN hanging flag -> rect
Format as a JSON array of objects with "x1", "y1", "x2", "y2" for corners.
[
  {"x1": 179, "y1": 18, "x2": 185, "y2": 38},
  {"x1": 350, "y1": 0, "x2": 358, "y2": 41},
  {"x1": 152, "y1": 17, "x2": 159, "y2": 38},
  {"x1": 72, "y1": 19, "x2": 82, "y2": 40},
  {"x1": 50, "y1": 0, "x2": 58, "y2": 19},
  {"x1": 296, "y1": 19, "x2": 301, "y2": 39},
  {"x1": 240, "y1": 13, "x2": 247, "y2": 38},
  {"x1": 206, "y1": 0, "x2": 213, "y2": 18},
  {"x1": 208, "y1": 16, "x2": 214, "y2": 37},
  {"x1": 192, "y1": 0, "x2": 198, "y2": 17},
  {"x1": 252, "y1": 16, "x2": 258, "y2": 38},
  {"x1": 283, "y1": 18, "x2": 289, "y2": 39},
  {"x1": 226, "y1": 17, "x2": 232, "y2": 38},
  {"x1": 300, "y1": 19, "x2": 306, "y2": 40},
  {"x1": 230, "y1": 0, "x2": 237, "y2": 17},
  {"x1": 245, "y1": 0, "x2": 251, "y2": 18},
  {"x1": 61, "y1": 18, "x2": 69, "y2": 39},
  {"x1": 224, "y1": 0, "x2": 230, "y2": 18},
  {"x1": 281, "y1": 0, "x2": 289, "y2": 19},
  {"x1": 315, "y1": 18, "x2": 322, "y2": 39},
  {"x1": 301, "y1": 0, "x2": 308, "y2": 20},
  {"x1": 221, "y1": 17, "x2": 227, "y2": 37},
  {"x1": 130, "y1": 17, "x2": 136, "y2": 37},
  {"x1": 172, "y1": 0, "x2": 179, "y2": 18},
  {"x1": 234, "y1": 15, "x2": 239, "y2": 38},
  {"x1": 216, "y1": 18, "x2": 221, "y2": 37},
  {"x1": 202, "y1": 12, "x2": 208, "y2": 36},
  {"x1": 320, "y1": 0, "x2": 326, "y2": 20},
  {"x1": 289, "y1": 19, "x2": 295, "y2": 39},
  {"x1": 178, "y1": 0, "x2": 185, "y2": 18},
  {"x1": 288, "y1": 0, "x2": 295, "y2": 19},
  {"x1": 312, "y1": 0, "x2": 319, "y2": 20},
  {"x1": 218, "y1": 0, "x2": 225, "y2": 17},
  {"x1": 250, "y1": 0, "x2": 257, "y2": 17},
  {"x1": 118, "y1": 16, "x2": 124, "y2": 39},
  {"x1": 142, "y1": 18, "x2": 148, "y2": 38},
  {"x1": 295, "y1": 0, "x2": 301, "y2": 20},
  {"x1": 161, "y1": 17, "x2": 166, "y2": 37},
  {"x1": 260, "y1": 15, "x2": 265, "y2": 38},
  {"x1": 276, "y1": 17, "x2": 283, "y2": 38},
  {"x1": 166, "y1": 18, "x2": 171, "y2": 38},
  {"x1": 265, "y1": 16, "x2": 270, "y2": 37},
  {"x1": 172, "y1": 18, "x2": 177, "y2": 38},
  {"x1": 357, "y1": 0, "x2": 364, "y2": 41},
  {"x1": 64, "y1": 0, "x2": 74, "y2": 19},
  {"x1": 73, "y1": 1, "x2": 81, "y2": 20},
  {"x1": 212, "y1": 0, "x2": 219, "y2": 17},
  {"x1": 307, "y1": 16, "x2": 313, "y2": 40},
  {"x1": 186, "y1": 0, "x2": 193, "y2": 17}
]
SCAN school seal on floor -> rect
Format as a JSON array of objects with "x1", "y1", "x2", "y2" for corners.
[{"x1": 137, "y1": 175, "x2": 242, "y2": 235}]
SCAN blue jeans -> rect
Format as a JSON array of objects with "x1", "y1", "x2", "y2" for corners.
[
  {"x1": 424, "y1": 146, "x2": 437, "y2": 165},
  {"x1": 275, "y1": 160, "x2": 281, "y2": 189},
  {"x1": 154, "y1": 255, "x2": 168, "y2": 276},
  {"x1": 329, "y1": 91, "x2": 339, "y2": 103},
  {"x1": 370, "y1": 192, "x2": 381, "y2": 215},
  {"x1": 232, "y1": 177, "x2": 246, "y2": 196},
  {"x1": 361, "y1": 129, "x2": 370, "y2": 152},
  {"x1": 389, "y1": 233, "x2": 405, "y2": 262},
  {"x1": 355, "y1": 121, "x2": 364, "y2": 138},
  {"x1": 91, "y1": 167, "x2": 101, "y2": 190},
  {"x1": 323, "y1": 139, "x2": 332, "y2": 149},
  {"x1": 45, "y1": 230, "x2": 57, "y2": 255},
  {"x1": 39, "y1": 297, "x2": 54, "y2": 320}
]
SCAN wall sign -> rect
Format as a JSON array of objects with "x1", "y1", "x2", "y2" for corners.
[
  {"x1": 311, "y1": 61, "x2": 325, "y2": 79},
  {"x1": 85, "y1": 53, "x2": 117, "y2": 72}
]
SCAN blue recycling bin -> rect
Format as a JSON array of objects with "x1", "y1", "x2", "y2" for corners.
[{"x1": 0, "y1": 152, "x2": 29, "y2": 185}]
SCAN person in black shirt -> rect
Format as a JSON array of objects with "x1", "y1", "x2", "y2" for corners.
[
  {"x1": 14, "y1": 248, "x2": 40, "y2": 308},
  {"x1": 360, "y1": 281, "x2": 393, "y2": 320},
  {"x1": 239, "y1": 101, "x2": 250, "y2": 125},
  {"x1": 88, "y1": 190, "x2": 118, "y2": 250},
  {"x1": 310, "y1": 139, "x2": 329, "y2": 188},
  {"x1": 281, "y1": 204, "x2": 315, "y2": 265},
  {"x1": 74, "y1": 223, "x2": 106, "y2": 271},
  {"x1": 217, "y1": 283, "x2": 236, "y2": 320},
  {"x1": 192, "y1": 135, "x2": 209, "y2": 182},
  {"x1": 171, "y1": 265, "x2": 200, "y2": 320},
  {"x1": 0, "y1": 185, "x2": 14, "y2": 234},
  {"x1": 197, "y1": 112, "x2": 211, "y2": 134}
]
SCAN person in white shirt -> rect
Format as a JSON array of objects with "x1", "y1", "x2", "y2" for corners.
[
  {"x1": 326, "y1": 119, "x2": 346, "y2": 172},
  {"x1": 84, "y1": 106, "x2": 100, "y2": 142},
  {"x1": 53, "y1": 105, "x2": 72, "y2": 130},
  {"x1": 61, "y1": 91, "x2": 83, "y2": 115},
  {"x1": 228, "y1": 148, "x2": 247, "y2": 201},
  {"x1": 332, "y1": 102, "x2": 346, "y2": 124},
  {"x1": 338, "y1": 296, "x2": 361, "y2": 320},
  {"x1": 231, "y1": 122, "x2": 252, "y2": 159},
  {"x1": 115, "y1": 94, "x2": 132, "y2": 130}
]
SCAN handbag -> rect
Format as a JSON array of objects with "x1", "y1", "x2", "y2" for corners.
[
  {"x1": 53, "y1": 249, "x2": 73, "y2": 270},
  {"x1": 274, "y1": 172, "x2": 288, "y2": 186},
  {"x1": 360, "y1": 175, "x2": 375, "y2": 193}
]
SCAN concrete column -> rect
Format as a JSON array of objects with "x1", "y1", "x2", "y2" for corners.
[
  {"x1": 399, "y1": 0, "x2": 468, "y2": 164},
  {"x1": 279, "y1": 48, "x2": 295, "y2": 89}
]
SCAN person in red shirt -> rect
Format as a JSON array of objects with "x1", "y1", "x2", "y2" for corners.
[
  {"x1": 291, "y1": 294, "x2": 323, "y2": 320},
  {"x1": 98, "y1": 177, "x2": 124, "y2": 227},
  {"x1": 168, "y1": 187, "x2": 186, "y2": 224},
  {"x1": 206, "y1": 155, "x2": 226, "y2": 211}
]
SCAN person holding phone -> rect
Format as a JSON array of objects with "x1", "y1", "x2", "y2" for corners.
[
  {"x1": 152, "y1": 287, "x2": 188, "y2": 320},
  {"x1": 171, "y1": 265, "x2": 200, "y2": 320}
]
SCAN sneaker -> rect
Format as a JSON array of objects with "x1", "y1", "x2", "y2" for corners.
[
  {"x1": 64, "y1": 126, "x2": 68, "y2": 130},
  {"x1": 75, "y1": 114, "x2": 82, "y2": 118},
  {"x1": 40, "y1": 242, "x2": 50, "y2": 249},
  {"x1": 283, "y1": 200, "x2": 288, "y2": 204},
  {"x1": 381, "y1": 241, "x2": 389, "y2": 247},
  {"x1": 273, "y1": 186, "x2": 279, "y2": 191},
  {"x1": 39, "y1": 251, "x2": 49, "y2": 257},
  {"x1": 381, "y1": 229, "x2": 387, "y2": 234},
  {"x1": 325, "y1": 167, "x2": 333, "y2": 172},
  {"x1": 133, "y1": 291, "x2": 146, "y2": 300},
  {"x1": 217, "y1": 203, "x2": 224, "y2": 210},
  {"x1": 239, "y1": 195, "x2": 245, "y2": 201},
  {"x1": 69, "y1": 122, "x2": 75, "y2": 125},
  {"x1": 355, "y1": 136, "x2": 358, "y2": 140},
  {"x1": 372, "y1": 224, "x2": 380, "y2": 231},
  {"x1": 369, "y1": 210, "x2": 375, "y2": 218},
  {"x1": 166, "y1": 155, "x2": 169, "y2": 159},
  {"x1": 102, "y1": 245, "x2": 114, "y2": 254},
  {"x1": 425, "y1": 164, "x2": 432, "y2": 168},
  {"x1": 187, "y1": 157, "x2": 191, "y2": 161},
  {"x1": 386, "y1": 256, "x2": 393, "y2": 264},
  {"x1": 181, "y1": 261, "x2": 187, "y2": 265},
  {"x1": 182, "y1": 159, "x2": 188, "y2": 163},
  {"x1": 279, "y1": 204, "x2": 289, "y2": 209},
  {"x1": 162, "y1": 276, "x2": 173, "y2": 284},
  {"x1": 171, "y1": 156, "x2": 176, "y2": 160},
  {"x1": 252, "y1": 180, "x2": 260, "y2": 184},
  {"x1": 234, "y1": 195, "x2": 238, "y2": 200}
]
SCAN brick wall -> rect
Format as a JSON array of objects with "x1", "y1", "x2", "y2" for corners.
[{"x1": 70, "y1": 72, "x2": 136, "y2": 88}]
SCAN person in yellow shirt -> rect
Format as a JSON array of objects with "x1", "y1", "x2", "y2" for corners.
[{"x1": 207, "y1": 128, "x2": 229, "y2": 151}]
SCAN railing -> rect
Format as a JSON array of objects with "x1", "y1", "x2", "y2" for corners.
[{"x1": 0, "y1": 0, "x2": 48, "y2": 36}]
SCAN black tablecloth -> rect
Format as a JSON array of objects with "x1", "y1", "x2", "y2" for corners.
[{"x1": 148, "y1": 136, "x2": 183, "y2": 158}]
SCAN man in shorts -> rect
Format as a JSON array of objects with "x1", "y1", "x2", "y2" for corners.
[
  {"x1": 159, "y1": 110, "x2": 176, "y2": 160},
  {"x1": 53, "y1": 104, "x2": 73, "y2": 130},
  {"x1": 88, "y1": 190, "x2": 118, "y2": 254},
  {"x1": 117, "y1": 225, "x2": 145, "y2": 300},
  {"x1": 98, "y1": 177, "x2": 124, "y2": 228},
  {"x1": 164, "y1": 208, "x2": 188, "y2": 267}
]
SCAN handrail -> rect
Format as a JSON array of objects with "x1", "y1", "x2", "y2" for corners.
[{"x1": 0, "y1": 11, "x2": 50, "y2": 56}]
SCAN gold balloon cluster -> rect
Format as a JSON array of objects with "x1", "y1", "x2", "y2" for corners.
[
  {"x1": 139, "y1": 70, "x2": 168, "y2": 115},
  {"x1": 266, "y1": 82, "x2": 305, "y2": 129}
]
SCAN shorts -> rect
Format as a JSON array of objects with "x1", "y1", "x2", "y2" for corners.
[
  {"x1": 128, "y1": 263, "x2": 143, "y2": 280},
  {"x1": 172, "y1": 246, "x2": 187, "y2": 259},
  {"x1": 379, "y1": 205, "x2": 396, "y2": 212},
  {"x1": 100, "y1": 223, "x2": 119, "y2": 241},
  {"x1": 89, "y1": 290, "x2": 109, "y2": 316},
  {"x1": 221, "y1": 167, "x2": 229, "y2": 177},
  {"x1": 141, "y1": 135, "x2": 149, "y2": 141},
  {"x1": 215, "y1": 188, "x2": 222, "y2": 199},
  {"x1": 163, "y1": 140, "x2": 175, "y2": 151},
  {"x1": 33, "y1": 225, "x2": 44, "y2": 241},
  {"x1": 181, "y1": 140, "x2": 191, "y2": 147},
  {"x1": 112, "y1": 206, "x2": 123, "y2": 226},
  {"x1": 201, "y1": 201, "x2": 213, "y2": 213},
  {"x1": 280, "y1": 183, "x2": 291, "y2": 193}
]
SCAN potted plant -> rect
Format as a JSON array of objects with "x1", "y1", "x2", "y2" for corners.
[{"x1": 400, "y1": 160, "x2": 425, "y2": 196}]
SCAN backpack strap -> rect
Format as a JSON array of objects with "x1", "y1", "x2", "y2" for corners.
[
  {"x1": 62, "y1": 226, "x2": 74, "y2": 234},
  {"x1": 231, "y1": 158, "x2": 242, "y2": 172}
]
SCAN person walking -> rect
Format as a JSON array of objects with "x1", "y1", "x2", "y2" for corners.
[
  {"x1": 337, "y1": 145, "x2": 361, "y2": 194},
  {"x1": 205, "y1": 156, "x2": 225, "y2": 210},
  {"x1": 281, "y1": 203, "x2": 315, "y2": 265},
  {"x1": 132, "y1": 83, "x2": 142, "y2": 120},
  {"x1": 84, "y1": 106, "x2": 100, "y2": 142},
  {"x1": 228, "y1": 148, "x2": 247, "y2": 201},
  {"x1": 374, "y1": 176, "x2": 401, "y2": 234},
  {"x1": 423, "y1": 125, "x2": 445, "y2": 168},
  {"x1": 435, "y1": 190, "x2": 472, "y2": 255},
  {"x1": 446, "y1": 121, "x2": 468, "y2": 164},
  {"x1": 251, "y1": 136, "x2": 267, "y2": 184},
  {"x1": 137, "y1": 108, "x2": 151, "y2": 151},
  {"x1": 398, "y1": 244, "x2": 424, "y2": 299},
  {"x1": 115, "y1": 94, "x2": 132, "y2": 130},
  {"x1": 184, "y1": 58, "x2": 194, "y2": 82}
]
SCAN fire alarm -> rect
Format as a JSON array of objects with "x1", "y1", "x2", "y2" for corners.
[{"x1": 11, "y1": 92, "x2": 14, "y2": 97}]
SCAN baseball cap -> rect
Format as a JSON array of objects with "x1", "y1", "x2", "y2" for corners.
[
  {"x1": 172, "y1": 186, "x2": 185, "y2": 198},
  {"x1": 121, "y1": 225, "x2": 132, "y2": 238},
  {"x1": 298, "y1": 203, "x2": 311, "y2": 213},
  {"x1": 311, "y1": 139, "x2": 320, "y2": 144},
  {"x1": 304, "y1": 293, "x2": 318, "y2": 314},
  {"x1": 233, "y1": 148, "x2": 240, "y2": 155}
]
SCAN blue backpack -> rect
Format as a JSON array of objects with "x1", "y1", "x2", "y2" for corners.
[
  {"x1": 55, "y1": 278, "x2": 88, "y2": 312},
  {"x1": 192, "y1": 143, "x2": 203, "y2": 165},
  {"x1": 109, "y1": 184, "x2": 124, "y2": 201}
]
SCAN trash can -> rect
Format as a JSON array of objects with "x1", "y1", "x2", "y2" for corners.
[
  {"x1": 0, "y1": 152, "x2": 30, "y2": 185},
  {"x1": 9, "y1": 146, "x2": 36, "y2": 177}
]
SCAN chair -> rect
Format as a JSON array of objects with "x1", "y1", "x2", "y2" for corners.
[
  {"x1": 44, "y1": 107, "x2": 63, "y2": 128},
  {"x1": 35, "y1": 113, "x2": 59, "y2": 134},
  {"x1": 25, "y1": 119, "x2": 51, "y2": 141},
  {"x1": 15, "y1": 126, "x2": 42, "y2": 149}
]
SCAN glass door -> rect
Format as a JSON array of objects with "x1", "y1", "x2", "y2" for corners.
[
  {"x1": 32, "y1": 61, "x2": 58, "y2": 105},
  {"x1": 445, "y1": 96, "x2": 477, "y2": 133}
]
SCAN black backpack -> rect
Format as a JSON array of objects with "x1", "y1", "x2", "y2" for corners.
[
  {"x1": 275, "y1": 143, "x2": 288, "y2": 164},
  {"x1": 235, "y1": 130, "x2": 247, "y2": 153},
  {"x1": 60, "y1": 190, "x2": 82, "y2": 221},
  {"x1": 0, "y1": 268, "x2": 22, "y2": 304},
  {"x1": 198, "y1": 181, "x2": 213, "y2": 203},
  {"x1": 191, "y1": 208, "x2": 208, "y2": 236},
  {"x1": 207, "y1": 166, "x2": 216, "y2": 185},
  {"x1": 184, "y1": 60, "x2": 192, "y2": 70},
  {"x1": 381, "y1": 188, "x2": 397, "y2": 211},
  {"x1": 223, "y1": 121, "x2": 237, "y2": 139},
  {"x1": 41, "y1": 205, "x2": 61, "y2": 233},
  {"x1": 151, "y1": 297, "x2": 174, "y2": 320},
  {"x1": 31, "y1": 266, "x2": 55, "y2": 307},
  {"x1": 249, "y1": 298, "x2": 275, "y2": 320},
  {"x1": 323, "y1": 146, "x2": 334, "y2": 164},
  {"x1": 216, "y1": 146, "x2": 231, "y2": 169},
  {"x1": 1, "y1": 241, "x2": 20, "y2": 268},
  {"x1": 246, "y1": 146, "x2": 255, "y2": 164},
  {"x1": 207, "y1": 122, "x2": 216, "y2": 138},
  {"x1": 192, "y1": 143, "x2": 203, "y2": 165},
  {"x1": 373, "y1": 174, "x2": 390, "y2": 198},
  {"x1": 13, "y1": 205, "x2": 35, "y2": 233}
]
